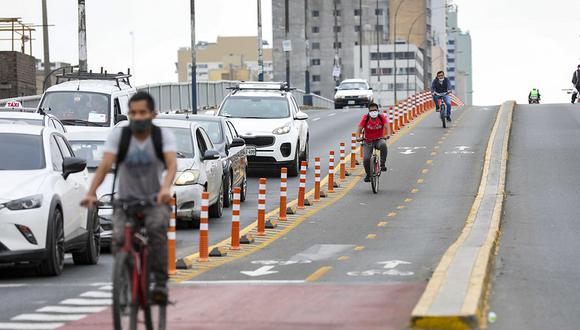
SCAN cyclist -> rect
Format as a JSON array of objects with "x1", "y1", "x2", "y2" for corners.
[
  {"x1": 356, "y1": 103, "x2": 388, "y2": 182},
  {"x1": 571, "y1": 64, "x2": 580, "y2": 104},
  {"x1": 81, "y1": 91, "x2": 177, "y2": 303},
  {"x1": 431, "y1": 71, "x2": 453, "y2": 122},
  {"x1": 528, "y1": 88, "x2": 541, "y2": 104}
]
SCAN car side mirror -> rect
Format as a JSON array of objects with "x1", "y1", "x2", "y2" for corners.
[
  {"x1": 295, "y1": 112, "x2": 309, "y2": 120},
  {"x1": 202, "y1": 149, "x2": 220, "y2": 161},
  {"x1": 62, "y1": 157, "x2": 86, "y2": 179},
  {"x1": 334, "y1": 87, "x2": 338, "y2": 91},
  {"x1": 369, "y1": 87, "x2": 373, "y2": 90},
  {"x1": 229, "y1": 137, "x2": 245, "y2": 148},
  {"x1": 115, "y1": 114, "x2": 128, "y2": 124}
]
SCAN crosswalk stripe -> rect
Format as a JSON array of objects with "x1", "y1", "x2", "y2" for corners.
[
  {"x1": 79, "y1": 291, "x2": 112, "y2": 298},
  {"x1": 59, "y1": 298, "x2": 111, "y2": 306},
  {"x1": 0, "y1": 323, "x2": 64, "y2": 330},
  {"x1": 11, "y1": 314, "x2": 86, "y2": 322},
  {"x1": 98, "y1": 285, "x2": 112, "y2": 291},
  {"x1": 36, "y1": 306, "x2": 107, "y2": 314}
]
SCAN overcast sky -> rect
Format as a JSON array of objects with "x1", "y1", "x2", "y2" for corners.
[{"x1": 2, "y1": 0, "x2": 579, "y2": 105}]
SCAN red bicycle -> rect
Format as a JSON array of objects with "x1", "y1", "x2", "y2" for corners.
[
  {"x1": 434, "y1": 91, "x2": 451, "y2": 128},
  {"x1": 110, "y1": 199, "x2": 166, "y2": 330}
]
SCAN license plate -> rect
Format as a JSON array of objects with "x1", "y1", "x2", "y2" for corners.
[
  {"x1": 245, "y1": 146, "x2": 257, "y2": 156},
  {"x1": 348, "y1": 100, "x2": 355, "y2": 105}
]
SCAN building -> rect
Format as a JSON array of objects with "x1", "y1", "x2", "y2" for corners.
[
  {"x1": 35, "y1": 60, "x2": 71, "y2": 94},
  {"x1": 447, "y1": 5, "x2": 473, "y2": 105},
  {"x1": 176, "y1": 36, "x2": 273, "y2": 83},
  {"x1": 272, "y1": 0, "x2": 389, "y2": 100},
  {"x1": 430, "y1": 0, "x2": 448, "y2": 75},
  {"x1": 0, "y1": 51, "x2": 36, "y2": 99}
]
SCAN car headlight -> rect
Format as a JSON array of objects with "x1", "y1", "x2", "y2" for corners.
[
  {"x1": 2, "y1": 195, "x2": 43, "y2": 211},
  {"x1": 175, "y1": 170, "x2": 200, "y2": 186},
  {"x1": 335, "y1": 95, "x2": 344, "y2": 99},
  {"x1": 273, "y1": 125, "x2": 291, "y2": 135}
]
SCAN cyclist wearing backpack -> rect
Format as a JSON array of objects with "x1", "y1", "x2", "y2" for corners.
[
  {"x1": 356, "y1": 103, "x2": 388, "y2": 182},
  {"x1": 81, "y1": 91, "x2": 177, "y2": 303}
]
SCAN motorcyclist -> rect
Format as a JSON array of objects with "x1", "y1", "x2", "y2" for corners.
[{"x1": 528, "y1": 88, "x2": 541, "y2": 104}]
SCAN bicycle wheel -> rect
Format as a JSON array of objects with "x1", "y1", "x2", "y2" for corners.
[
  {"x1": 440, "y1": 104, "x2": 447, "y2": 128},
  {"x1": 371, "y1": 155, "x2": 379, "y2": 194},
  {"x1": 144, "y1": 256, "x2": 167, "y2": 330},
  {"x1": 113, "y1": 252, "x2": 138, "y2": 330}
]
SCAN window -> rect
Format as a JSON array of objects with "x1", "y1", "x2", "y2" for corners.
[
  {"x1": 354, "y1": 9, "x2": 360, "y2": 16},
  {"x1": 50, "y1": 136, "x2": 64, "y2": 171},
  {"x1": 226, "y1": 122, "x2": 238, "y2": 140},
  {"x1": 333, "y1": 26, "x2": 341, "y2": 33},
  {"x1": 376, "y1": 25, "x2": 384, "y2": 32},
  {"x1": 312, "y1": 75, "x2": 321, "y2": 82},
  {"x1": 448, "y1": 58, "x2": 455, "y2": 63},
  {"x1": 39, "y1": 91, "x2": 111, "y2": 127},
  {"x1": 311, "y1": 42, "x2": 320, "y2": 50},
  {"x1": 166, "y1": 127, "x2": 195, "y2": 158},
  {"x1": 200, "y1": 129, "x2": 214, "y2": 150},
  {"x1": 195, "y1": 120, "x2": 224, "y2": 144},
  {"x1": 333, "y1": 42, "x2": 342, "y2": 49},
  {"x1": 312, "y1": 26, "x2": 320, "y2": 33},
  {"x1": 55, "y1": 135, "x2": 73, "y2": 158},
  {"x1": 0, "y1": 133, "x2": 45, "y2": 170},
  {"x1": 333, "y1": 10, "x2": 341, "y2": 16},
  {"x1": 312, "y1": 10, "x2": 319, "y2": 17},
  {"x1": 311, "y1": 59, "x2": 321, "y2": 66},
  {"x1": 196, "y1": 129, "x2": 208, "y2": 157},
  {"x1": 375, "y1": 9, "x2": 384, "y2": 15},
  {"x1": 354, "y1": 25, "x2": 361, "y2": 32},
  {"x1": 218, "y1": 97, "x2": 290, "y2": 119},
  {"x1": 69, "y1": 140, "x2": 105, "y2": 170}
]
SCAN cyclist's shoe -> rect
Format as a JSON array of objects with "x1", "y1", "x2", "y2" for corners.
[
  {"x1": 381, "y1": 165, "x2": 387, "y2": 172},
  {"x1": 364, "y1": 175, "x2": 371, "y2": 182},
  {"x1": 446, "y1": 116, "x2": 452, "y2": 122},
  {"x1": 151, "y1": 283, "x2": 168, "y2": 305}
]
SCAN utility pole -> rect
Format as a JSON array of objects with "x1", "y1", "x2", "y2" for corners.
[
  {"x1": 393, "y1": 0, "x2": 410, "y2": 104},
  {"x1": 190, "y1": 0, "x2": 197, "y2": 114},
  {"x1": 359, "y1": 0, "x2": 363, "y2": 71},
  {"x1": 77, "y1": 0, "x2": 87, "y2": 72},
  {"x1": 284, "y1": 0, "x2": 290, "y2": 84},
  {"x1": 257, "y1": 0, "x2": 264, "y2": 81},
  {"x1": 304, "y1": 0, "x2": 312, "y2": 105},
  {"x1": 41, "y1": 0, "x2": 51, "y2": 90},
  {"x1": 376, "y1": 0, "x2": 380, "y2": 82},
  {"x1": 332, "y1": 0, "x2": 341, "y2": 86}
]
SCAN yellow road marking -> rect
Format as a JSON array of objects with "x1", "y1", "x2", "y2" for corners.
[
  {"x1": 377, "y1": 222, "x2": 388, "y2": 227},
  {"x1": 388, "y1": 212, "x2": 397, "y2": 217},
  {"x1": 426, "y1": 160, "x2": 433, "y2": 165},
  {"x1": 305, "y1": 266, "x2": 332, "y2": 282},
  {"x1": 417, "y1": 179, "x2": 425, "y2": 184},
  {"x1": 422, "y1": 169, "x2": 429, "y2": 174},
  {"x1": 405, "y1": 198, "x2": 413, "y2": 203},
  {"x1": 354, "y1": 246, "x2": 365, "y2": 251},
  {"x1": 397, "y1": 205, "x2": 406, "y2": 210},
  {"x1": 434, "y1": 146, "x2": 440, "y2": 150},
  {"x1": 411, "y1": 188, "x2": 419, "y2": 194},
  {"x1": 338, "y1": 256, "x2": 350, "y2": 261},
  {"x1": 366, "y1": 234, "x2": 377, "y2": 239},
  {"x1": 431, "y1": 152, "x2": 437, "y2": 156},
  {"x1": 437, "y1": 141, "x2": 443, "y2": 144}
]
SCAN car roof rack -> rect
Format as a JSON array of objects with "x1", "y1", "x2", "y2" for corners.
[
  {"x1": 227, "y1": 81, "x2": 295, "y2": 94},
  {"x1": 55, "y1": 67, "x2": 132, "y2": 89}
]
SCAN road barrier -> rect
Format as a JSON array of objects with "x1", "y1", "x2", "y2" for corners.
[
  {"x1": 298, "y1": 162, "x2": 307, "y2": 209},
  {"x1": 199, "y1": 192, "x2": 209, "y2": 262},
  {"x1": 314, "y1": 157, "x2": 322, "y2": 201},
  {"x1": 279, "y1": 168, "x2": 288, "y2": 221},
  {"x1": 230, "y1": 187, "x2": 241, "y2": 250},
  {"x1": 328, "y1": 151, "x2": 336, "y2": 193},
  {"x1": 168, "y1": 197, "x2": 177, "y2": 275},
  {"x1": 257, "y1": 178, "x2": 267, "y2": 235}
]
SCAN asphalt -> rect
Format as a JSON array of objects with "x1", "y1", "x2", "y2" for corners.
[{"x1": 489, "y1": 104, "x2": 580, "y2": 329}]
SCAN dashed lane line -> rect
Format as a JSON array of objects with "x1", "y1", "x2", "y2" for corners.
[
  {"x1": 338, "y1": 256, "x2": 350, "y2": 261},
  {"x1": 366, "y1": 234, "x2": 377, "y2": 240},
  {"x1": 377, "y1": 222, "x2": 388, "y2": 227},
  {"x1": 11, "y1": 314, "x2": 86, "y2": 322},
  {"x1": 354, "y1": 246, "x2": 365, "y2": 251},
  {"x1": 36, "y1": 306, "x2": 107, "y2": 314},
  {"x1": 0, "y1": 323, "x2": 64, "y2": 329},
  {"x1": 305, "y1": 266, "x2": 332, "y2": 282}
]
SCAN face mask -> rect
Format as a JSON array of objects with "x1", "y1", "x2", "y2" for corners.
[
  {"x1": 130, "y1": 119, "x2": 152, "y2": 134},
  {"x1": 369, "y1": 111, "x2": 379, "y2": 118},
  {"x1": 439, "y1": 78, "x2": 444, "y2": 82}
]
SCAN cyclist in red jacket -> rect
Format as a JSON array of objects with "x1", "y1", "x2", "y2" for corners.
[{"x1": 356, "y1": 103, "x2": 388, "y2": 182}]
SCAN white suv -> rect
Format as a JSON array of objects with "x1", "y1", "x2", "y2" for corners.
[
  {"x1": 217, "y1": 82, "x2": 309, "y2": 176},
  {"x1": 0, "y1": 125, "x2": 100, "y2": 275}
]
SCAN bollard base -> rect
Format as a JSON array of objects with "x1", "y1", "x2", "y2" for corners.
[
  {"x1": 304, "y1": 198, "x2": 312, "y2": 206},
  {"x1": 209, "y1": 246, "x2": 228, "y2": 257},
  {"x1": 176, "y1": 258, "x2": 190, "y2": 270},
  {"x1": 320, "y1": 190, "x2": 328, "y2": 198},
  {"x1": 240, "y1": 234, "x2": 255, "y2": 244},
  {"x1": 265, "y1": 219, "x2": 279, "y2": 229},
  {"x1": 286, "y1": 205, "x2": 298, "y2": 215},
  {"x1": 356, "y1": 160, "x2": 361, "y2": 165},
  {"x1": 333, "y1": 181, "x2": 341, "y2": 188},
  {"x1": 345, "y1": 170, "x2": 351, "y2": 177}
]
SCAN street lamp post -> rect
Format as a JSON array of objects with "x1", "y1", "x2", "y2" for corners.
[
  {"x1": 257, "y1": 0, "x2": 264, "y2": 82},
  {"x1": 304, "y1": 0, "x2": 312, "y2": 105},
  {"x1": 41, "y1": 0, "x2": 51, "y2": 89},
  {"x1": 190, "y1": 0, "x2": 197, "y2": 114},
  {"x1": 284, "y1": 0, "x2": 290, "y2": 84},
  {"x1": 392, "y1": 0, "x2": 410, "y2": 104},
  {"x1": 77, "y1": 0, "x2": 87, "y2": 72},
  {"x1": 406, "y1": 13, "x2": 426, "y2": 98}
]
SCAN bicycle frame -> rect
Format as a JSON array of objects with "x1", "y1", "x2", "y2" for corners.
[{"x1": 120, "y1": 214, "x2": 150, "y2": 314}]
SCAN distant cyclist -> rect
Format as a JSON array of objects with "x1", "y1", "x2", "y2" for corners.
[
  {"x1": 528, "y1": 88, "x2": 541, "y2": 104},
  {"x1": 571, "y1": 64, "x2": 580, "y2": 104},
  {"x1": 81, "y1": 92, "x2": 177, "y2": 303},
  {"x1": 356, "y1": 103, "x2": 388, "y2": 183},
  {"x1": 431, "y1": 71, "x2": 453, "y2": 121}
]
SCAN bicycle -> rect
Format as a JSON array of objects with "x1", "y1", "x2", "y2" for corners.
[
  {"x1": 434, "y1": 92, "x2": 450, "y2": 128},
  {"x1": 359, "y1": 138, "x2": 384, "y2": 194},
  {"x1": 109, "y1": 199, "x2": 167, "y2": 330}
]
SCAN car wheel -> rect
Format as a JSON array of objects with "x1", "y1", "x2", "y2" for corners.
[
  {"x1": 240, "y1": 172, "x2": 247, "y2": 202},
  {"x1": 288, "y1": 144, "x2": 300, "y2": 177},
  {"x1": 38, "y1": 208, "x2": 65, "y2": 276},
  {"x1": 209, "y1": 183, "x2": 224, "y2": 218},
  {"x1": 300, "y1": 138, "x2": 310, "y2": 165},
  {"x1": 223, "y1": 173, "x2": 233, "y2": 208},
  {"x1": 72, "y1": 209, "x2": 101, "y2": 265}
]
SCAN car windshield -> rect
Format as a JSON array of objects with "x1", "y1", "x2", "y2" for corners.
[
  {"x1": 69, "y1": 140, "x2": 105, "y2": 170},
  {"x1": 163, "y1": 127, "x2": 195, "y2": 158},
  {"x1": 39, "y1": 91, "x2": 110, "y2": 127},
  {"x1": 0, "y1": 133, "x2": 45, "y2": 170},
  {"x1": 219, "y1": 97, "x2": 290, "y2": 119},
  {"x1": 339, "y1": 82, "x2": 368, "y2": 90},
  {"x1": 0, "y1": 118, "x2": 43, "y2": 126},
  {"x1": 193, "y1": 120, "x2": 223, "y2": 144}
]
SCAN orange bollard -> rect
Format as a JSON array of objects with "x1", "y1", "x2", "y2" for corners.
[
  {"x1": 257, "y1": 178, "x2": 266, "y2": 235},
  {"x1": 339, "y1": 143, "x2": 346, "y2": 181},
  {"x1": 403, "y1": 100, "x2": 409, "y2": 125},
  {"x1": 394, "y1": 103, "x2": 400, "y2": 132},
  {"x1": 328, "y1": 151, "x2": 335, "y2": 193},
  {"x1": 167, "y1": 196, "x2": 176, "y2": 275},
  {"x1": 230, "y1": 187, "x2": 241, "y2": 250},
  {"x1": 278, "y1": 168, "x2": 288, "y2": 221},
  {"x1": 314, "y1": 157, "x2": 321, "y2": 201},
  {"x1": 199, "y1": 192, "x2": 209, "y2": 262},
  {"x1": 350, "y1": 133, "x2": 357, "y2": 169},
  {"x1": 410, "y1": 95, "x2": 416, "y2": 120},
  {"x1": 297, "y1": 161, "x2": 307, "y2": 209},
  {"x1": 388, "y1": 107, "x2": 394, "y2": 135}
]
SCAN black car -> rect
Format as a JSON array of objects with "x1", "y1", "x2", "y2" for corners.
[{"x1": 158, "y1": 114, "x2": 248, "y2": 207}]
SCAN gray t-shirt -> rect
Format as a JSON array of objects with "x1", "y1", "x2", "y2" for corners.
[{"x1": 104, "y1": 126, "x2": 177, "y2": 200}]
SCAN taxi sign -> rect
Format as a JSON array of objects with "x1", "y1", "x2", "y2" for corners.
[{"x1": 5, "y1": 101, "x2": 22, "y2": 108}]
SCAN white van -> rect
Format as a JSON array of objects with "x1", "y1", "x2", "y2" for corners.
[{"x1": 37, "y1": 71, "x2": 136, "y2": 132}]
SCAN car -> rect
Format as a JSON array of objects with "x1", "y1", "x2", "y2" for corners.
[
  {"x1": 158, "y1": 114, "x2": 248, "y2": 208},
  {"x1": 334, "y1": 79, "x2": 374, "y2": 109},
  {"x1": 0, "y1": 108, "x2": 66, "y2": 133},
  {"x1": 66, "y1": 130, "x2": 114, "y2": 249},
  {"x1": 37, "y1": 70, "x2": 135, "y2": 132},
  {"x1": 217, "y1": 82, "x2": 310, "y2": 176},
  {"x1": 0, "y1": 125, "x2": 100, "y2": 275},
  {"x1": 153, "y1": 119, "x2": 224, "y2": 225}
]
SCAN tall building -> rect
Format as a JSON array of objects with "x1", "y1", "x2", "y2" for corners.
[
  {"x1": 176, "y1": 36, "x2": 273, "y2": 83},
  {"x1": 447, "y1": 5, "x2": 473, "y2": 105},
  {"x1": 272, "y1": 0, "x2": 389, "y2": 100},
  {"x1": 430, "y1": 0, "x2": 448, "y2": 75}
]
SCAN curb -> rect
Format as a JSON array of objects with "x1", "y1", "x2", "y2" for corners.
[{"x1": 410, "y1": 101, "x2": 515, "y2": 329}]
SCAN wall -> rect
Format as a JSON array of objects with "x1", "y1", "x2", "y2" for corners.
[{"x1": 0, "y1": 51, "x2": 37, "y2": 99}]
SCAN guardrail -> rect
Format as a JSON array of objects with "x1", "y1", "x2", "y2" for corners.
[{"x1": 0, "y1": 80, "x2": 335, "y2": 111}]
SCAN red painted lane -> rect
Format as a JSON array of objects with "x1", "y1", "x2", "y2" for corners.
[{"x1": 61, "y1": 283, "x2": 424, "y2": 330}]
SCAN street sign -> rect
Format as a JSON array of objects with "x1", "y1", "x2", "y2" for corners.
[
  {"x1": 282, "y1": 40, "x2": 292, "y2": 52},
  {"x1": 5, "y1": 101, "x2": 22, "y2": 108},
  {"x1": 332, "y1": 66, "x2": 341, "y2": 78}
]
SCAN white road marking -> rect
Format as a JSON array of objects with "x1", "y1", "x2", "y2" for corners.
[
  {"x1": 240, "y1": 265, "x2": 279, "y2": 277},
  {"x1": 0, "y1": 323, "x2": 64, "y2": 330},
  {"x1": 312, "y1": 117, "x2": 321, "y2": 122},
  {"x1": 179, "y1": 280, "x2": 304, "y2": 285},
  {"x1": 251, "y1": 260, "x2": 312, "y2": 266},
  {"x1": 400, "y1": 150, "x2": 415, "y2": 155},
  {"x1": 59, "y1": 298, "x2": 111, "y2": 306},
  {"x1": 445, "y1": 146, "x2": 475, "y2": 155},
  {"x1": 36, "y1": 306, "x2": 107, "y2": 313},
  {"x1": 290, "y1": 244, "x2": 356, "y2": 262},
  {"x1": 376, "y1": 260, "x2": 412, "y2": 269},
  {"x1": 79, "y1": 291, "x2": 113, "y2": 298},
  {"x1": 89, "y1": 282, "x2": 112, "y2": 286},
  {"x1": 98, "y1": 285, "x2": 112, "y2": 291},
  {"x1": 11, "y1": 313, "x2": 86, "y2": 322},
  {"x1": 0, "y1": 284, "x2": 25, "y2": 288},
  {"x1": 328, "y1": 113, "x2": 336, "y2": 117},
  {"x1": 347, "y1": 269, "x2": 415, "y2": 277}
]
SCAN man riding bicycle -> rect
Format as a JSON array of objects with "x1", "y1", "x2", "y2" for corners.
[
  {"x1": 356, "y1": 103, "x2": 388, "y2": 183},
  {"x1": 432, "y1": 71, "x2": 453, "y2": 122},
  {"x1": 81, "y1": 92, "x2": 177, "y2": 303}
]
